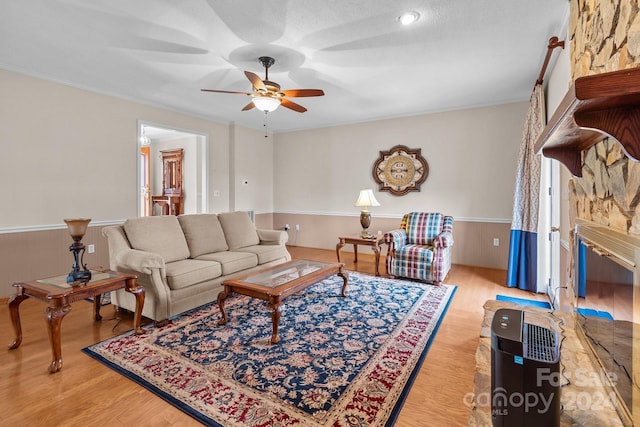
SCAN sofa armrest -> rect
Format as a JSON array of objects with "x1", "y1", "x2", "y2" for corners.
[
  {"x1": 114, "y1": 249, "x2": 165, "y2": 275},
  {"x1": 434, "y1": 231, "x2": 454, "y2": 249},
  {"x1": 257, "y1": 229, "x2": 289, "y2": 245}
]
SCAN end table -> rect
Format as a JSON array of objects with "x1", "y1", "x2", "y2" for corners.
[
  {"x1": 336, "y1": 234, "x2": 386, "y2": 276},
  {"x1": 8, "y1": 269, "x2": 144, "y2": 373}
]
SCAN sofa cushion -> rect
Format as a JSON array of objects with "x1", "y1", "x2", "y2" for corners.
[
  {"x1": 218, "y1": 211, "x2": 260, "y2": 250},
  {"x1": 164, "y1": 259, "x2": 222, "y2": 290},
  {"x1": 178, "y1": 214, "x2": 229, "y2": 258},
  {"x1": 195, "y1": 251, "x2": 258, "y2": 275},
  {"x1": 124, "y1": 216, "x2": 190, "y2": 263},
  {"x1": 238, "y1": 245, "x2": 289, "y2": 264}
]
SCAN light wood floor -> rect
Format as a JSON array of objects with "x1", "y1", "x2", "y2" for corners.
[{"x1": 0, "y1": 246, "x2": 548, "y2": 426}]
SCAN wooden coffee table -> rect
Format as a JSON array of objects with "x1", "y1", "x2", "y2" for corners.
[
  {"x1": 8, "y1": 269, "x2": 144, "y2": 373},
  {"x1": 217, "y1": 260, "x2": 348, "y2": 344}
]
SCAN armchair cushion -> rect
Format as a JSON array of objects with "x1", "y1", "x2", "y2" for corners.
[
  {"x1": 394, "y1": 245, "x2": 435, "y2": 280},
  {"x1": 405, "y1": 212, "x2": 445, "y2": 245}
]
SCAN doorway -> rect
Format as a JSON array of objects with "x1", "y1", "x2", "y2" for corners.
[{"x1": 137, "y1": 121, "x2": 209, "y2": 216}]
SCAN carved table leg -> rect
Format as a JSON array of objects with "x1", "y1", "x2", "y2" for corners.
[
  {"x1": 217, "y1": 286, "x2": 230, "y2": 325},
  {"x1": 125, "y1": 278, "x2": 145, "y2": 335},
  {"x1": 46, "y1": 304, "x2": 70, "y2": 373},
  {"x1": 268, "y1": 297, "x2": 282, "y2": 344},
  {"x1": 335, "y1": 238, "x2": 345, "y2": 262},
  {"x1": 8, "y1": 292, "x2": 28, "y2": 349},
  {"x1": 372, "y1": 243, "x2": 381, "y2": 276},
  {"x1": 338, "y1": 266, "x2": 349, "y2": 297}
]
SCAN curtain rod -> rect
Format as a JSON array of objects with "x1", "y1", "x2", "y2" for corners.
[{"x1": 536, "y1": 36, "x2": 565, "y2": 85}]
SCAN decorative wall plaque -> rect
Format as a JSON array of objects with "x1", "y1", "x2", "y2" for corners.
[{"x1": 372, "y1": 145, "x2": 429, "y2": 196}]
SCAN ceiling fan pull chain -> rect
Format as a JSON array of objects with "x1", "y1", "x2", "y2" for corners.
[{"x1": 263, "y1": 111, "x2": 269, "y2": 138}]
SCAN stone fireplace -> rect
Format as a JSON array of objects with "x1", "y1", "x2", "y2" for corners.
[{"x1": 561, "y1": 1, "x2": 640, "y2": 424}]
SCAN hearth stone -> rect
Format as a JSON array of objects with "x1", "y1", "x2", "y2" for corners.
[{"x1": 468, "y1": 300, "x2": 625, "y2": 427}]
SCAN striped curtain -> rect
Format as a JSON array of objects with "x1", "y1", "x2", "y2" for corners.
[{"x1": 506, "y1": 83, "x2": 545, "y2": 291}]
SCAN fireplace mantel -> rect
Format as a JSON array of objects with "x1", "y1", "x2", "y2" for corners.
[{"x1": 535, "y1": 68, "x2": 640, "y2": 176}]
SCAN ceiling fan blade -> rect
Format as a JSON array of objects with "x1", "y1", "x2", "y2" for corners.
[
  {"x1": 244, "y1": 71, "x2": 266, "y2": 91},
  {"x1": 201, "y1": 89, "x2": 253, "y2": 95},
  {"x1": 280, "y1": 89, "x2": 325, "y2": 98},
  {"x1": 281, "y1": 99, "x2": 307, "y2": 113},
  {"x1": 241, "y1": 101, "x2": 255, "y2": 111}
]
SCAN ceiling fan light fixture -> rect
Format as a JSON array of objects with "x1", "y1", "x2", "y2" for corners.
[
  {"x1": 252, "y1": 96, "x2": 281, "y2": 112},
  {"x1": 399, "y1": 11, "x2": 420, "y2": 26}
]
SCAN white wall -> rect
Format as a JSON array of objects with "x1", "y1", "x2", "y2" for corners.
[
  {"x1": 1, "y1": 66, "x2": 530, "y2": 237},
  {"x1": 0, "y1": 68, "x2": 238, "y2": 229},
  {"x1": 274, "y1": 102, "x2": 529, "y2": 221},
  {"x1": 231, "y1": 125, "x2": 274, "y2": 214}
]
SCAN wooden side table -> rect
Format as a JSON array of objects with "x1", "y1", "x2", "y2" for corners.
[
  {"x1": 7, "y1": 269, "x2": 144, "y2": 373},
  {"x1": 336, "y1": 234, "x2": 385, "y2": 276}
]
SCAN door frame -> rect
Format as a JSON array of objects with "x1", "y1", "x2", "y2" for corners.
[{"x1": 136, "y1": 120, "x2": 209, "y2": 216}]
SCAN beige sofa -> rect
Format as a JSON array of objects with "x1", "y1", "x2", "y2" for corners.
[{"x1": 102, "y1": 211, "x2": 291, "y2": 323}]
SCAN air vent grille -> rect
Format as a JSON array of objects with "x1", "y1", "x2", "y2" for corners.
[{"x1": 523, "y1": 323, "x2": 558, "y2": 362}]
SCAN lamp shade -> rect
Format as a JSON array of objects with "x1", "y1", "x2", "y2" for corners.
[
  {"x1": 252, "y1": 96, "x2": 281, "y2": 112},
  {"x1": 354, "y1": 189, "x2": 380, "y2": 207}
]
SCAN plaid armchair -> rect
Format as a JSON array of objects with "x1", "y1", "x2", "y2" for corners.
[{"x1": 384, "y1": 212, "x2": 454, "y2": 285}]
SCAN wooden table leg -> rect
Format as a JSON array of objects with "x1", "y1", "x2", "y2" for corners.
[
  {"x1": 125, "y1": 278, "x2": 145, "y2": 334},
  {"x1": 372, "y1": 243, "x2": 381, "y2": 276},
  {"x1": 94, "y1": 294, "x2": 102, "y2": 321},
  {"x1": 8, "y1": 292, "x2": 28, "y2": 350},
  {"x1": 268, "y1": 296, "x2": 282, "y2": 344},
  {"x1": 217, "y1": 286, "x2": 230, "y2": 325},
  {"x1": 335, "y1": 238, "x2": 345, "y2": 262},
  {"x1": 46, "y1": 304, "x2": 70, "y2": 373},
  {"x1": 353, "y1": 243, "x2": 358, "y2": 263},
  {"x1": 338, "y1": 266, "x2": 349, "y2": 297}
]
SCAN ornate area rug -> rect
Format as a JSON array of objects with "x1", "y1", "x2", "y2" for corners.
[{"x1": 83, "y1": 272, "x2": 456, "y2": 426}]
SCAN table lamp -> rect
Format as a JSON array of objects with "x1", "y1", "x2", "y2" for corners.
[
  {"x1": 64, "y1": 218, "x2": 92, "y2": 285},
  {"x1": 354, "y1": 189, "x2": 380, "y2": 238}
]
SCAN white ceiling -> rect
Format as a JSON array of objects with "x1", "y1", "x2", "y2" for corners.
[{"x1": 0, "y1": 0, "x2": 570, "y2": 133}]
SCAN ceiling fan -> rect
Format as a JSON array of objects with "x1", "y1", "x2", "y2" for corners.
[{"x1": 201, "y1": 56, "x2": 324, "y2": 113}]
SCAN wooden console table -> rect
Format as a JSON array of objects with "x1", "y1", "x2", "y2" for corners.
[
  {"x1": 336, "y1": 234, "x2": 385, "y2": 276},
  {"x1": 7, "y1": 270, "x2": 144, "y2": 373}
]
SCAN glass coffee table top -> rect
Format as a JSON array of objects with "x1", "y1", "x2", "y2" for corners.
[{"x1": 240, "y1": 260, "x2": 329, "y2": 288}]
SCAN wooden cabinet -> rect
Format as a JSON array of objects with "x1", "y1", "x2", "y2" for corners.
[{"x1": 152, "y1": 148, "x2": 184, "y2": 215}]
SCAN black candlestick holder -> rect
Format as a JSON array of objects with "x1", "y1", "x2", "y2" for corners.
[{"x1": 64, "y1": 218, "x2": 92, "y2": 285}]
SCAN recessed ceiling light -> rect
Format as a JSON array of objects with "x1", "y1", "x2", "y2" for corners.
[{"x1": 399, "y1": 11, "x2": 420, "y2": 26}]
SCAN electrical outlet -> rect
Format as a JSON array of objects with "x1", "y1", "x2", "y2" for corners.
[
  {"x1": 493, "y1": 238, "x2": 499, "y2": 247},
  {"x1": 284, "y1": 224, "x2": 290, "y2": 231},
  {"x1": 88, "y1": 244, "x2": 95, "y2": 253},
  {"x1": 295, "y1": 224, "x2": 300, "y2": 231}
]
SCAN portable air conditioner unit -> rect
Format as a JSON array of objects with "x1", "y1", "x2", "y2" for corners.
[{"x1": 491, "y1": 308, "x2": 561, "y2": 427}]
